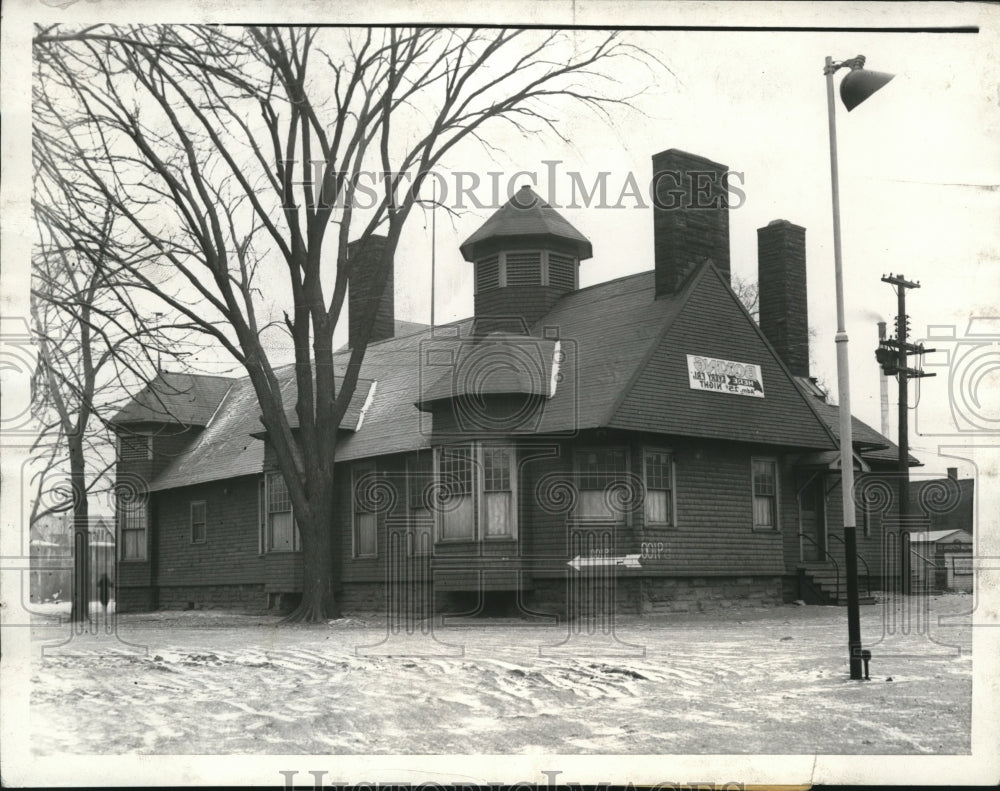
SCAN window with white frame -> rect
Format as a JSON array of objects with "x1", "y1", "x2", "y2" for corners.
[
  {"x1": 190, "y1": 501, "x2": 207, "y2": 544},
  {"x1": 438, "y1": 445, "x2": 476, "y2": 540},
  {"x1": 643, "y1": 449, "x2": 674, "y2": 526},
  {"x1": 265, "y1": 472, "x2": 299, "y2": 551},
  {"x1": 482, "y1": 445, "x2": 514, "y2": 538},
  {"x1": 434, "y1": 443, "x2": 518, "y2": 541},
  {"x1": 119, "y1": 499, "x2": 148, "y2": 560},
  {"x1": 574, "y1": 448, "x2": 628, "y2": 521},
  {"x1": 352, "y1": 465, "x2": 378, "y2": 558},
  {"x1": 407, "y1": 451, "x2": 433, "y2": 555},
  {"x1": 752, "y1": 458, "x2": 779, "y2": 530}
]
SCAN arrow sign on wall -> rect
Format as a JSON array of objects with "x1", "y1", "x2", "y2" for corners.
[{"x1": 568, "y1": 555, "x2": 641, "y2": 571}]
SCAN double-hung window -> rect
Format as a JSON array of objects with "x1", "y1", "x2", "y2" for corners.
[
  {"x1": 190, "y1": 501, "x2": 207, "y2": 544},
  {"x1": 438, "y1": 445, "x2": 476, "y2": 540},
  {"x1": 482, "y1": 446, "x2": 514, "y2": 538},
  {"x1": 119, "y1": 498, "x2": 148, "y2": 561},
  {"x1": 352, "y1": 465, "x2": 378, "y2": 558},
  {"x1": 574, "y1": 448, "x2": 628, "y2": 521},
  {"x1": 643, "y1": 449, "x2": 674, "y2": 526},
  {"x1": 752, "y1": 458, "x2": 779, "y2": 530},
  {"x1": 265, "y1": 472, "x2": 299, "y2": 551},
  {"x1": 435, "y1": 443, "x2": 517, "y2": 541}
]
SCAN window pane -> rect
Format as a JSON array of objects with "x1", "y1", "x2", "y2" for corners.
[
  {"x1": 754, "y1": 495, "x2": 775, "y2": 527},
  {"x1": 485, "y1": 491, "x2": 512, "y2": 537},
  {"x1": 645, "y1": 451, "x2": 672, "y2": 490},
  {"x1": 122, "y1": 530, "x2": 146, "y2": 560},
  {"x1": 752, "y1": 460, "x2": 776, "y2": 496},
  {"x1": 268, "y1": 473, "x2": 291, "y2": 512},
  {"x1": 577, "y1": 449, "x2": 626, "y2": 490},
  {"x1": 645, "y1": 490, "x2": 669, "y2": 524},
  {"x1": 440, "y1": 446, "x2": 473, "y2": 496},
  {"x1": 269, "y1": 511, "x2": 294, "y2": 551},
  {"x1": 578, "y1": 489, "x2": 615, "y2": 520},
  {"x1": 483, "y1": 446, "x2": 511, "y2": 492},
  {"x1": 440, "y1": 494, "x2": 475, "y2": 539},
  {"x1": 752, "y1": 460, "x2": 777, "y2": 529},
  {"x1": 356, "y1": 513, "x2": 377, "y2": 556}
]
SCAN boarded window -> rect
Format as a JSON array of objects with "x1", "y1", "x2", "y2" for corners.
[
  {"x1": 190, "y1": 501, "x2": 207, "y2": 544},
  {"x1": 752, "y1": 459, "x2": 778, "y2": 530},
  {"x1": 475, "y1": 255, "x2": 500, "y2": 293},
  {"x1": 118, "y1": 433, "x2": 151, "y2": 462},
  {"x1": 547, "y1": 252, "x2": 577, "y2": 290},
  {"x1": 575, "y1": 449, "x2": 628, "y2": 521},
  {"x1": 504, "y1": 251, "x2": 542, "y2": 286},
  {"x1": 644, "y1": 450, "x2": 673, "y2": 525}
]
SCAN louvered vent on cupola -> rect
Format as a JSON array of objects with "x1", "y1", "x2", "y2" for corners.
[{"x1": 460, "y1": 185, "x2": 592, "y2": 331}]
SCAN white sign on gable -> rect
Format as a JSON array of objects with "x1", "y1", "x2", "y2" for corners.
[{"x1": 687, "y1": 354, "x2": 764, "y2": 398}]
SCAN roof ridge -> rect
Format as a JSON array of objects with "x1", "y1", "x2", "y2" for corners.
[{"x1": 601, "y1": 261, "x2": 710, "y2": 426}]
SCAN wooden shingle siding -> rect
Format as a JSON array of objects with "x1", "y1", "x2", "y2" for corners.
[
  {"x1": 520, "y1": 434, "x2": 790, "y2": 579},
  {"x1": 475, "y1": 284, "x2": 569, "y2": 330},
  {"x1": 152, "y1": 475, "x2": 266, "y2": 588},
  {"x1": 611, "y1": 267, "x2": 835, "y2": 449}
]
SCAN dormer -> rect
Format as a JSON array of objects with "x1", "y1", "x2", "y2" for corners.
[{"x1": 459, "y1": 185, "x2": 592, "y2": 332}]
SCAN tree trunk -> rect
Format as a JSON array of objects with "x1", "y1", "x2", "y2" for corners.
[
  {"x1": 69, "y1": 442, "x2": 90, "y2": 624},
  {"x1": 281, "y1": 472, "x2": 340, "y2": 623}
]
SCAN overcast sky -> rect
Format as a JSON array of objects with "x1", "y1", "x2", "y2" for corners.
[
  {"x1": 388, "y1": 18, "x2": 1000, "y2": 477},
  {"x1": 6, "y1": 3, "x2": 999, "y2": 479}
]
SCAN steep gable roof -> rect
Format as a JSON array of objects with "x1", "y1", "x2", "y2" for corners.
[
  {"x1": 608, "y1": 264, "x2": 837, "y2": 449},
  {"x1": 139, "y1": 262, "x2": 851, "y2": 490},
  {"x1": 111, "y1": 371, "x2": 232, "y2": 427}
]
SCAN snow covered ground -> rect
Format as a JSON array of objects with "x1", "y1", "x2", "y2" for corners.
[{"x1": 28, "y1": 594, "x2": 972, "y2": 755}]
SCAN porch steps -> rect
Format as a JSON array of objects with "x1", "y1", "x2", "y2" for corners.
[{"x1": 799, "y1": 566, "x2": 876, "y2": 606}]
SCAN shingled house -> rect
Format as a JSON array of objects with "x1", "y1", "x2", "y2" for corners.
[{"x1": 111, "y1": 148, "x2": 913, "y2": 615}]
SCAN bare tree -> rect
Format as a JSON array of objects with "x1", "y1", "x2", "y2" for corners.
[
  {"x1": 732, "y1": 275, "x2": 759, "y2": 321},
  {"x1": 31, "y1": 127, "x2": 187, "y2": 620},
  {"x1": 32, "y1": 24, "x2": 653, "y2": 622}
]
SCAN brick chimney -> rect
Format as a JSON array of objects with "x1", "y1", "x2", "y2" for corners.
[
  {"x1": 651, "y1": 149, "x2": 731, "y2": 297},
  {"x1": 757, "y1": 219, "x2": 809, "y2": 378},
  {"x1": 348, "y1": 234, "x2": 394, "y2": 349}
]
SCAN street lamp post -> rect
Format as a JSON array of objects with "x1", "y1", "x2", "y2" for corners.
[{"x1": 823, "y1": 54, "x2": 894, "y2": 680}]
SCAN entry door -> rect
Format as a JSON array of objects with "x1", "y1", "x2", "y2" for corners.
[{"x1": 800, "y1": 477, "x2": 827, "y2": 561}]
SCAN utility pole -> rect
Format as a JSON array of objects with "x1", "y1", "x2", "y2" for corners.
[
  {"x1": 875, "y1": 274, "x2": 935, "y2": 595},
  {"x1": 877, "y1": 321, "x2": 890, "y2": 438}
]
